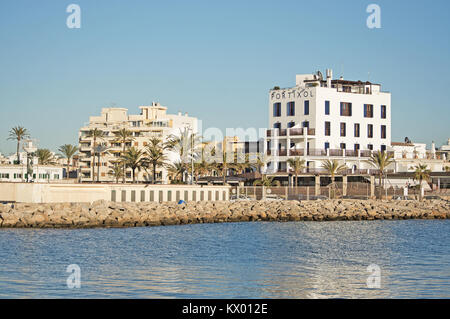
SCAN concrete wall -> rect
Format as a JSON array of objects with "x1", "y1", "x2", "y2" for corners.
[{"x1": 0, "y1": 183, "x2": 230, "y2": 204}]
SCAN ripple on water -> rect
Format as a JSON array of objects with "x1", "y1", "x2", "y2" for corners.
[{"x1": 0, "y1": 220, "x2": 449, "y2": 298}]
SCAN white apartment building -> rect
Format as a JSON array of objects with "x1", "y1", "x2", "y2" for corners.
[
  {"x1": 266, "y1": 69, "x2": 392, "y2": 174},
  {"x1": 78, "y1": 102, "x2": 198, "y2": 183}
]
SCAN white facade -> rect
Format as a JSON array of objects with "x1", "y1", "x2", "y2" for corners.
[
  {"x1": 266, "y1": 69, "x2": 392, "y2": 173},
  {"x1": 0, "y1": 164, "x2": 63, "y2": 182},
  {"x1": 78, "y1": 102, "x2": 198, "y2": 183}
]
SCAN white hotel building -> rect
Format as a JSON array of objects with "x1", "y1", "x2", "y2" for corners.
[
  {"x1": 78, "y1": 102, "x2": 198, "y2": 183},
  {"x1": 266, "y1": 69, "x2": 392, "y2": 174}
]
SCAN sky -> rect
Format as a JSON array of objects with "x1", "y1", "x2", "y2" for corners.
[{"x1": 0, "y1": 0, "x2": 449, "y2": 154}]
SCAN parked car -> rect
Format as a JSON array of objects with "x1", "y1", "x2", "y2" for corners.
[
  {"x1": 264, "y1": 194, "x2": 284, "y2": 201},
  {"x1": 230, "y1": 195, "x2": 253, "y2": 201},
  {"x1": 342, "y1": 195, "x2": 370, "y2": 200},
  {"x1": 424, "y1": 195, "x2": 441, "y2": 200},
  {"x1": 296, "y1": 194, "x2": 329, "y2": 201},
  {"x1": 392, "y1": 195, "x2": 415, "y2": 201}
]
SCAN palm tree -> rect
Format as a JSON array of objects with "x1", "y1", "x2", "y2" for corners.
[
  {"x1": 253, "y1": 154, "x2": 271, "y2": 179},
  {"x1": 108, "y1": 162, "x2": 124, "y2": 184},
  {"x1": 167, "y1": 161, "x2": 185, "y2": 183},
  {"x1": 287, "y1": 157, "x2": 305, "y2": 187},
  {"x1": 86, "y1": 128, "x2": 104, "y2": 182},
  {"x1": 8, "y1": 126, "x2": 30, "y2": 164},
  {"x1": 366, "y1": 151, "x2": 395, "y2": 199},
  {"x1": 58, "y1": 144, "x2": 78, "y2": 179},
  {"x1": 121, "y1": 147, "x2": 147, "y2": 183},
  {"x1": 113, "y1": 128, "x2": 134, "y2": 183},
  {"x1": 36, "y1": 149, "x2": 55, "y2": 165},
  {"x1": 253, "y1": 176, "x2": 281, "y2": 187},
  {"x1": 95, "y1": 145, "x2": 110, "y2": 183},
  {"x1": 146, "y1": 137, "x2": 167, "y2": 184},
  {"x1": 321, "y1": 159, "x2": 347, "y2": 199},
  {"x1": 411, "y1": 164, "x2": 431, "y2": 201},
  {"x1": 166, "y1": 128, "x2": 201, "y2": 182}
]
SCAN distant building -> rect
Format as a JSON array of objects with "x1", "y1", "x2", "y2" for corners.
[
  {"x1": 78, "y1": 102, "x2": 198, "y2": 183},
  {"x1": 266, "y1": 69, "x2": 392, "y2": 174},
  {"x1": 0, "y1": 163, "x2": 63, "y2": 183}
]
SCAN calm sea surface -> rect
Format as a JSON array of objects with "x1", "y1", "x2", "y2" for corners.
[{"x1": 0, "y1": 220, "x2": 449, "y2": 298}]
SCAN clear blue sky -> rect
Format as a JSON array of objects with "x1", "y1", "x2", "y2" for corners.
[{"x1": 1, "y1": 0, "x2": 449, "y2": 154}]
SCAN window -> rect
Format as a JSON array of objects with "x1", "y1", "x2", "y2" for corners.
[
  {"x1": 340, "y1": 143, "x2": 346, "y2": 149},
  {"x1": 287, "y1": 102, "x2": 295, "y2": 116},
  {"x1": 273, "y1": 103, "x2": 281, "y2": 117},
  {"x1": 364, "y1": 104, "x2": 374, "y2": 118},
  {"x1": 367, "y1": 124, "x2": 373, "y2": 138},
  {"x1": 287, "y1": 121, "x2": 295, "y2": 128},
  {"x1": 381, "y1": 125, "x2": 386, "y2": 139},
  {"x1": 302, "y1": 121, "x2": 309, "y2": 128},
  {"x1": 343, "y1": 86, "x2": 351, "y2": 92},
  {"x1": 325, "y1": 121, "x2": 331, "y2": 136},
  {"x1": 324, "y1": 142, "x2": 330, "y2": 150},
  {"x1": 340, "y1": 122, "x2": 346, "y2": 137},
  {"x1": 325, "y1": 101, "x2": 330, "y2": 115},
  {"x1": 368, "y1": 144, "x2": 373, "y2": 150},
  {"x1": 381, "y1": 145, "x2": 387, "y2": 152},
  {"x1": 340, "y1": 102, "x2": 352, "y2": 116},
  {"x1": 381, "y1": 105, "x2": 387, "y2": 119},
  {"x1": 354, "y1": 144, "x2": 360, "y2": 151},
  {"x1": 304, "y1": 101, "x2": 309, "y2": 115},
  {"x1": 273, "y1": 122, "x2": 281, "y2": 129},
  {"x1": 354, "y1": 123, "x2": 360, "y2": 137}
]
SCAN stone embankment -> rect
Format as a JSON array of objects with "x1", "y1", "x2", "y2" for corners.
[{"x1": 0, "y1": 199, "x2": 449, "y2": 229}]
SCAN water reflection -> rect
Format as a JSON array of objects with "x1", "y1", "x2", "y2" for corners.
[{"x1": 0, "y1": 220, "x2": 449, "y2": 298}]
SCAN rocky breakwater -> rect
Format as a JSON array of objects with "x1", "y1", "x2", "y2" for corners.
[{"x1": 0, "y1": 199, "x2": 449, "y2": 229}]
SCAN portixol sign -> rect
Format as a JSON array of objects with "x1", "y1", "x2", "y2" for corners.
[{"x1": 270, "y1": 87, "x2": 314, "y2": 100}]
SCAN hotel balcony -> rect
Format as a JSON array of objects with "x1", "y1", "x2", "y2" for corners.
[
  {"x1": 267, "y1": 148, "x2": 394, "y2": 159},
  {"x1": 266, "y1": 128, "x2": 316, "y2": 139}
]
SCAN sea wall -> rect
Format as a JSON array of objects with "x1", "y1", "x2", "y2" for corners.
[
  {"x1": 0, "y1": 199, "x2": 449, "y2": 228},
  {"x1": 0, "y1": 183, "x2": 230, "y2": 203}
]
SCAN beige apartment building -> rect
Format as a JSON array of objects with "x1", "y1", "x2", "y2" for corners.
[{"x1": 78, "y1": 102, "x2": 198, "y2": 183}]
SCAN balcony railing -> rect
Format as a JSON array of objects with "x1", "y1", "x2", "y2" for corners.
[
  {"x1": 267, "y1": 128, "x2": 317, "y2": 137},
  {"x1": 289, "y1": 128, "x2": 303, "y2": 136},
  {"x1": 267, "y1": 149, "x2": 393, "y2": 159},
  {"x1": 329, "y1": 149, "x2": 343, "y2": 156},
  {"x1": 307, "y1": 149, "x2": 326, "y2": 156},
  {"x1": 289, "y1": 149, "x2": 304, "y2": 156}
]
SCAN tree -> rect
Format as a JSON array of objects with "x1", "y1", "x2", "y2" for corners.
[
  {"x1": 287, "y1": 157, "x2": 305, "y2": 187},
  {"x1": 86, "y1": 128, "x2": 104, "y2": 182},
  {"x1": 113, "y1": 128, "x2": 134, "y2": 183},
  {"x1": 321, "y1": 159, "x2": 347, "y2": 199},
  {"x1": 121, "y1": 147, "x2": 147, "y2": 183},
  {"x1": 58, "y1": 144, "x2": 78, "y2": 179},
  {"x1": 8, "y1": 126, "x2": 30, "y2": 164},
  {"x1": 167, "y1": 161, "x2": 185, "y2": 183},
  {"x1": 166, "y1": 128, "x2": 201, "y2": 183},
  {"x1": 108, "y1": 162, "x2": 124, "y2": 184},
  {"x1": 146, "y1": 137, "x2": 167, "y2": 184},
  {"x1": 36, "y1": 149, "x2": 55, "y2": 165},
  {"x1": 366, "y1": 151, "x2": 395, "y2": 199},
  {"x1": 253, "y1": 154, "x2": 271, "y2": 179},
  {"x1": 95, "y1": 145, "x2": 110, "y2": 183},
  {"x1": 253, "y1": 176, "x2": 281, "y2": 187},
  {"x1": 411, "y1": 164, "x2": 431, "y2": 201}
]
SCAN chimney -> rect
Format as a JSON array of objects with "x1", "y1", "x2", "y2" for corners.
[
  {"x1": 178, "y1": 111, "x2": 182, "y2": 116},
  {"x1": 326, "y1": 69, "x2": 333, "y2": 88}
]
